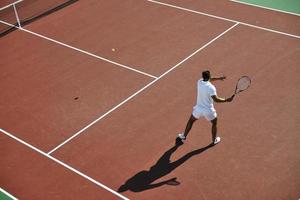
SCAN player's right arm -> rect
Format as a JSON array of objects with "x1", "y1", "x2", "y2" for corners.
[{"x1": 212, "y1": 95, "x2": 234, "y2": 103}]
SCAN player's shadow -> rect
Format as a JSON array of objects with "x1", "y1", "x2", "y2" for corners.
[{"x1": 118, "y1": 139, "x2": 214, "y2": 193}]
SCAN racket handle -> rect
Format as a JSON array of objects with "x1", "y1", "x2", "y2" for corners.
[{"x1": 226, "y1": 94, "x2": 235, "y2": 102}]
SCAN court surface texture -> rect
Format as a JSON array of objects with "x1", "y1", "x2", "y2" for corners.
[{"x1": 0, "y1": 0, "x2": 299, "y2": 199}]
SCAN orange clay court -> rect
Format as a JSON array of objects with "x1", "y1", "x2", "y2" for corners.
[{"x1": 0, "y1": 0, "x2": 299, "y2": 199}]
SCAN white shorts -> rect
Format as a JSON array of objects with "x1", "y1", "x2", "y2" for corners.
[{"x1": 192, "y1": 105, "x2": 217, "y2": 121}]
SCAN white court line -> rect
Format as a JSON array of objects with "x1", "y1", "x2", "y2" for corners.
[
  {"x1": 13, "y1": 4, "x2": 21, "y2": 27},
  {"x1": 0, "y1": 20, "x2": 157, "y2": 79},
  {"x1": 146, "y1": 0, "x2": 300, "y2": 39},
  {"x1": 230, "y1": 0, "x2": 300, "y2": 17},
  {"x1": 0, "y1": 0, "x2": 23, "y2": 11},
  {"x1": 48, "y1": 22, "x2": 239, "y2": 154},
  {"x1": 0, "y1": 188, "x2": 18, "y2": 200},
  {"x1": 0, "y1": 2, "x2": 293, "y2": 197},
  {"x1": 20, "y1": 27, "x2": 158, "y2": 79},
  {"x1": 0, "y1": 128, "x2": 129, "y2": 200}
]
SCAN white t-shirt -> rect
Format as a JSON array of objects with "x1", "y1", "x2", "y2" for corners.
[{"x1": 196, "y1": 79, "x2": 217, "y2": 110}]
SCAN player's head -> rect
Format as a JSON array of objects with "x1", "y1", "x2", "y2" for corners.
[{"x1": 202, "y1": 70, "x2": 211, "y2": 81}]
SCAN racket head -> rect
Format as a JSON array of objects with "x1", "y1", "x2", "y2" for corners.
[{"x1": 235, "y1": 76, "x2": 251, "y2": 94}]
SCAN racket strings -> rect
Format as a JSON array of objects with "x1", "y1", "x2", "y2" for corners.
[{"x1": 237, "y1": 77, "x2": 251, "y2": 91}]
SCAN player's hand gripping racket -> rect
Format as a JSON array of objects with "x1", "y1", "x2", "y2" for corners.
[{"x1": 232, "y1": 76, "x2": 251, "y2": 97}]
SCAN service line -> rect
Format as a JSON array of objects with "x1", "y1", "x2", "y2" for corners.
[
  {"x1": 0, "y1": 20, "x2": 157, "y2": 79},
  {"x1": 0, "y1": 0, "x2": 23, "y2": 11}
]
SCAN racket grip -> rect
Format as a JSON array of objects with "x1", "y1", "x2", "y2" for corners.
[{"x1": 226, "y1": 95, "x2": 235, "y2": 102}]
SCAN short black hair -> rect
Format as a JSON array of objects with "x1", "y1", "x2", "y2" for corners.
[{"x1": 202, "y1": 70, "x2": 210, "y2": 80}]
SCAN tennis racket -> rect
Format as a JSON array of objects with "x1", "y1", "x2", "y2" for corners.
[{"x1": 233, "y1": 76, "x2": 251, "y2": 96}]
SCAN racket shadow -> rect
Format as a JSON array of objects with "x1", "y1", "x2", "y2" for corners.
[{"x1": 117, "y1": 139, "x2": 214, "y2": 193}]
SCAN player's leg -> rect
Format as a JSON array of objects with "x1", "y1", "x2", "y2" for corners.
[
  {"x1": 204, "y1": 108, "x2": 220, "y2": 145},
  {"x1": 178, "y1": 105, "x2": 203, "y2": 142},
  {"x1": 211, "y1": 118, "x2": 217, "y2": 142},
  {"x1": 178, "y1": 115, "x2": 197, "y2": 142},
  {"x1": 183, "y1": 114, "x2": 197, "y2": 138},
  {"x1": 210, "y1": 118, "x2": 220, "y2": 144}
]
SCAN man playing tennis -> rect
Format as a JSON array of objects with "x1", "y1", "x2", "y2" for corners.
[{"x1": 178, "y1": 70, "x2": 234, "y2": 145}]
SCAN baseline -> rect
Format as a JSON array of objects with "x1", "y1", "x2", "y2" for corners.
[
  {"x1": 146, "y1": 0, "x2": 300, "y2": 39},
  {"x1": 0, "y1": 188, "x2": 18, "y2": 200},
  {"x1": 230, "y1": 0, "x2": 300, "y2": 17}
]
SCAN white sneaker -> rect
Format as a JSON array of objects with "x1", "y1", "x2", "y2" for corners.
[
  {"x1": 178, "y1": 133, "x2": 186, "y2": 141},
  {"x1": 214, "y1": 137, "x2": 221, "y2": 145}
]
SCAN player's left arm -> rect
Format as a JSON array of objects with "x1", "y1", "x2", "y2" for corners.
[
  {"x1": 210, "y1": 75, "x2": 226, "y2": 82},
  {"x1": 210, "y1": 76, "x2": 226, "y2": 81}
]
